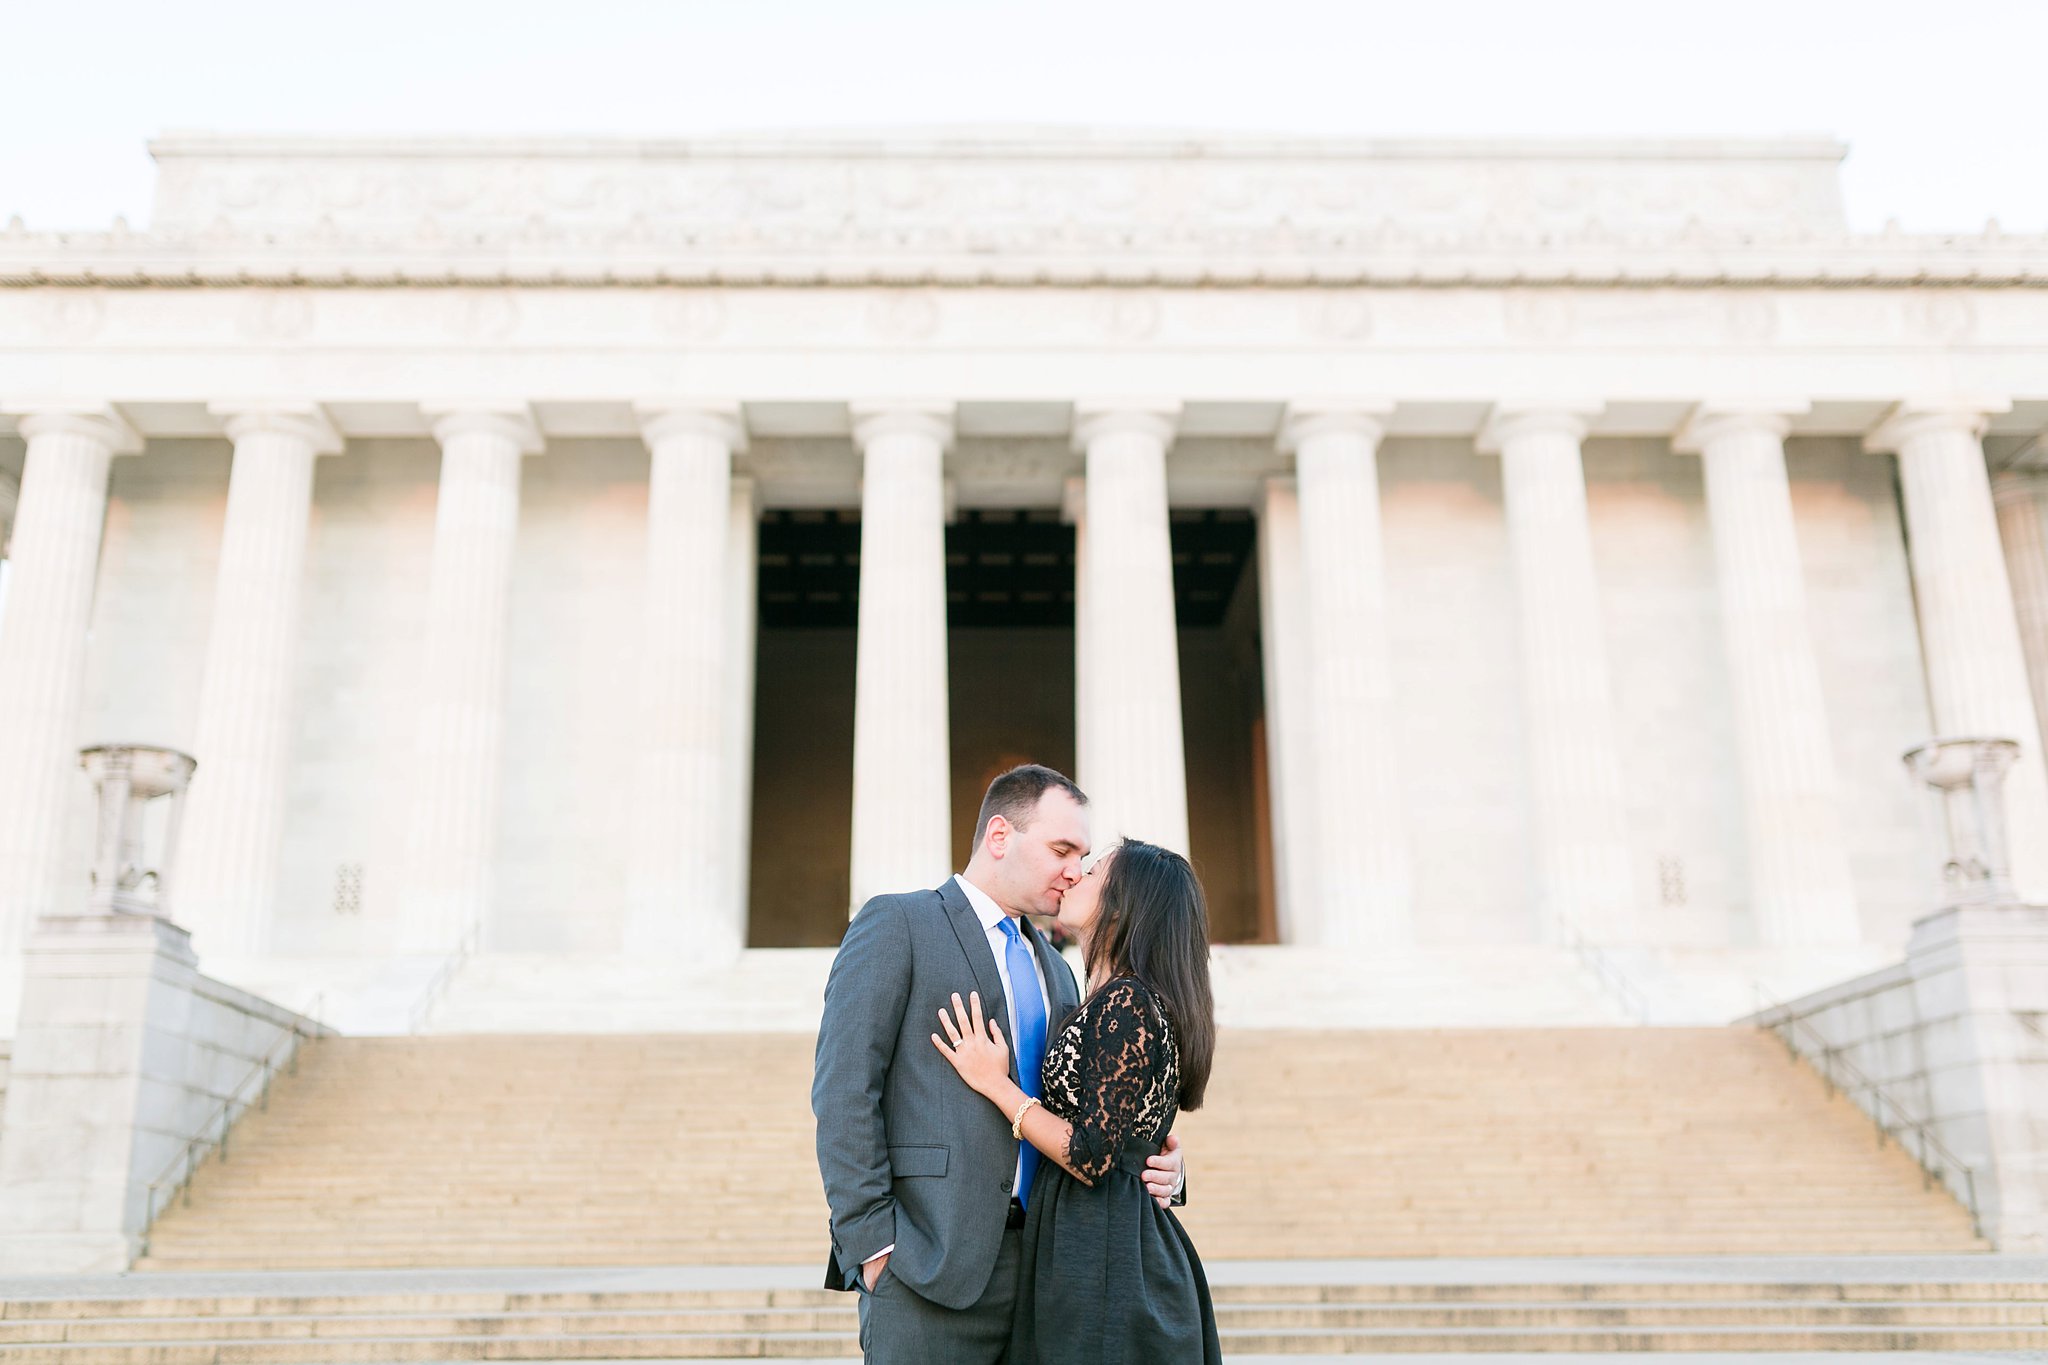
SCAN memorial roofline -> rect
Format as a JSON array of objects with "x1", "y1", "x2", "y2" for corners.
[
  {"x1": 2, "y1": 130, "x2": 2042, "y2": 286},
  {"x1": 143, "y1": 129, "x2": 1852, "y2": 162}
]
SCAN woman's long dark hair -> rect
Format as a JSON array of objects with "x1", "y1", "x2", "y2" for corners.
[{"x1": 1081, "y1": 839, "x2": 1216, "y2": 1111}]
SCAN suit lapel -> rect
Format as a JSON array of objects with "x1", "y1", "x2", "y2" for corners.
[
  {"x1": 937, "y1": 876, "x2": 1009, "y2": 1043},
  {"x1": 1023, "y1": 916, "x2": 1077, "y2": 1015}
]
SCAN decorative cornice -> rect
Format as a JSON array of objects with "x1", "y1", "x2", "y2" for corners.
[{"x1": 6, "y1": 231, "x2": 2047, "y2": 290}]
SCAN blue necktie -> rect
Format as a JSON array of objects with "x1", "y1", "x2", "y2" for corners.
[{"x1": 999, "y1": 917, "x2": 1048, "y2": 1209}]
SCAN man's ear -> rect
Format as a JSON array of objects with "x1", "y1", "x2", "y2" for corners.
[{"x1": 985, "y1": 815, "x2": 1009, "y2": 857}]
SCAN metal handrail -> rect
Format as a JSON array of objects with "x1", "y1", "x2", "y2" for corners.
[
  {"x1": 407, "y1": 921, "x2": 480, "y2": 1034},
  {"x1": 1559, "y1": 924, "x2": 1652, "y2": 1024},
  {"x1": 139, "y1": 991, "x2": 327, "y2": 1256},
  {"x1": 1747, "y1": 981, "x2": 1982, "y2": 1239}
]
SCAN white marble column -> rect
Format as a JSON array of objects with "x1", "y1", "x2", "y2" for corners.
[
  {"x1": 624, "y1": 404, "x2": 745, "y2": 957},
  {"x1": 847, "y1": 404, "x2": 954, "y2": 912},
  {"x1": 1280, "y1": 404, "x2": 1410, "y2": 944},
  {"x1": 0, "y1": 469, "x2": 18, "y2": 635},
  {"x1": 0, "y1": 408, "x2": 142, "y2": 958},
  {"x1": 1255, "y1": 476, "x2": 1317, "y2": 943},
  {"x1": 395, "y1": 406, "x2": 542, "y2": 955},
  {"x1": 175, "y1": 405, "x2": 342, "y2": 958},
  {"x1": 1992, "y1": 469, "x2": 2048, "y2": 765},
  {"x1": 0, "y1": 468, "x2": 18, "y2": 554},
  {"x1": 1478, "y1": 404, "x2": 1636, "y2": 942},
  {"x1": 1074, "y1": 403, "x2": 1189, "y2": 857},
  {"x1": 1676, "y1": 405, "x2": 1860, "y2": 945},
  {"x1": 1064, "y1": 475, "x2": 1090, "y2": 787},
  {"x1": 723, "y1": 475, "x2": 760, "y2": 943},
  {"x1": 1869, "y1": 403, "x2": 2048, "y2": 900}
]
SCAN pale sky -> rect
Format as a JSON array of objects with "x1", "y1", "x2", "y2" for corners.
[{"x1": 3, "y1": 0, "x2": 2044, "y2": 233}]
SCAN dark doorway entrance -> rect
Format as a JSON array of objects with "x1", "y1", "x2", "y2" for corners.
[
  {"x1": 744, "y1": 504, "x2": 1269, "y2": 947},
  {"x1": 746, "y1": 509, "x2": 1080, "y2": 947},
  {"x1": 1170, "y1": 509, "x2": 1270, "y2": 944}
]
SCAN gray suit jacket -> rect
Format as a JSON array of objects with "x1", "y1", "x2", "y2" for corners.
[{"x1": 813, "y1": 877, "x2": 1081, "y2": 1309}]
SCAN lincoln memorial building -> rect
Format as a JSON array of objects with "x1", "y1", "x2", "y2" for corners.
[{"x1": 2, "y1": 131, "x2": 2046, "y2": 1034}]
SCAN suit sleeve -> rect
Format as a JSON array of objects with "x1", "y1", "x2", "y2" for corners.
[{"x1": 812, "y1": 895, "x2": 912, "y2": 1286}]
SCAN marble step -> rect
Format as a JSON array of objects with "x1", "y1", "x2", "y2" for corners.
[
  {"x1": 135, "y1": 1029, "x2": 1987, "y2": 1269},
  {"x1": 6, "y1": 1326, "x2": 2048, "y2": 1361}
]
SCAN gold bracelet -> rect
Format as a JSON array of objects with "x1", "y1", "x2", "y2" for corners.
[{"x1": 1010, "y1": 1096, "x2": 1041, "y2": 1140}]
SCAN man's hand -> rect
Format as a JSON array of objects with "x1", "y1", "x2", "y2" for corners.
[
  {"x1": 1143, "y1": 1132, "x2": 1184, "y2": 1209},
  {"x1": 863, "y1": 1251, "x2": 890, "y2": 1291}
]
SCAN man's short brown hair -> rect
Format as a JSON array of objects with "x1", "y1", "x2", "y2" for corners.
[{"x1": 971, "y1": 764, "x2": 1088, "y2": 855}]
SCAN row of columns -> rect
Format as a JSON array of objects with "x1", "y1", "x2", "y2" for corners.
[
  {"x1": 843, "y1": 402, "x2": 1197, "y2": 909},
  {"x1": 0, "y1": 398, "x2": 2045, "y2": 960},
  {"x1": 1258, "y1": 401, "x2": 2048, "y2": 945},
  {"x1": 0, "y1": 401, "x2": 760, "y2": 966}
]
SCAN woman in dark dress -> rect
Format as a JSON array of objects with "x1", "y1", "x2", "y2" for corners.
[{"x1": 933, "y1": 838, "x2": 1223, "y2": 1364}]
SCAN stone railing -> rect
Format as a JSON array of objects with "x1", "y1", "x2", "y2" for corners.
[
  {"x1": 0, "y1": 913, "x2": 335, "y2": 1272},
  {"x1": 1735, "y1": 736, "x2": 2048, "y2": 1252},
  {"x1": 0, "y1": 742, "x2": 338, "y2": 1272},
  {"x1": 138, "y1": 985, "x2": 328, "y2": 1256}
]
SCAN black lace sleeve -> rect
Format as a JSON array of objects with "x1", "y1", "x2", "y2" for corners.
[{"x1": 1062, "y1": 979, "x2": 1169, "y2": 1184}]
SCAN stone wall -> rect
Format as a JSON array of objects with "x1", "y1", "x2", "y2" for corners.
[
  {"x1": 1747, "y1": 904, "x2": 2048, "y2": 1251},
  {"x1": 0, "y1": 912, "x2": 328, "y2": 1272}
]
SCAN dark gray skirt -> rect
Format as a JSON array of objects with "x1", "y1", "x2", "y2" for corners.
[{"x1": 1009, "y1": 1154, "x2": 1223, "y2": 1364}]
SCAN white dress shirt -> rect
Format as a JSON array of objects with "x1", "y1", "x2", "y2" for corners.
[{"x1": 953, "y1": 872, "x2": 1055, "y2": 1100}]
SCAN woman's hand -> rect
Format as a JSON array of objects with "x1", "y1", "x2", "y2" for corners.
[{"x1": 931, "y1": 991, "x2": 1011, "y2": 1099}]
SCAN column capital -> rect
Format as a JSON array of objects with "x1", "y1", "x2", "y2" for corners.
[
  {"x1": 1672, "y1": 401, "x2": 1810, "y2": 454},
  {"x1": 1072, "y1": 401, "x2": 1181, "y2": 454},
  {"x1": 1278, "y1": 400, "x2": 1395, "y2": 455},
  {"x1": 634, "y1": 401, "x2": 748, "y2": 454},
  {"x1": 1475, "y1": 401, "x2": 1603, "y2": 454},
  {"x1": 849, "y1": 402, "x2": 955, "y2": 454},
  {"x1": 1864, "y1": 398, "x2": 2012, "y2": 455},
  {"x1": 7, "y1": 405, "x2": 143, "y2": 455},
  {"x1": 207, "y1": 402, "x2": 344, "y2": 455},
  {"x1": 420, "y1": 403, "x2": 544, "y2": 454}
]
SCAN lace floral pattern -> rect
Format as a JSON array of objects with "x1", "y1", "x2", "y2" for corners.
[{"x1": 1041, "y1": 977, "x2": 1180, "y2": 1183}]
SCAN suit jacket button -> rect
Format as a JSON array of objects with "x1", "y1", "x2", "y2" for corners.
[{"x1": 999, "y1": 1180, "x2": 1012, "y2": 1193}]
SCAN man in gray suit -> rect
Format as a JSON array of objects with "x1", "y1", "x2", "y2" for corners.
[{"x1": 813, "y1": 763, "x2": 1186, "y2": 1362}]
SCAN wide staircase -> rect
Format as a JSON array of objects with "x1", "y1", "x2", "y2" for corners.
[
  {"x1": 131, "y1": 1028, "x2": 1983, "y2": 1270},
  {"x1": 5, "y1": 1027, "x2": 2028, "y2": 1359},
  {"x1": 5, "y1": 1274, "x2": 2047, "y2": 1359}
]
